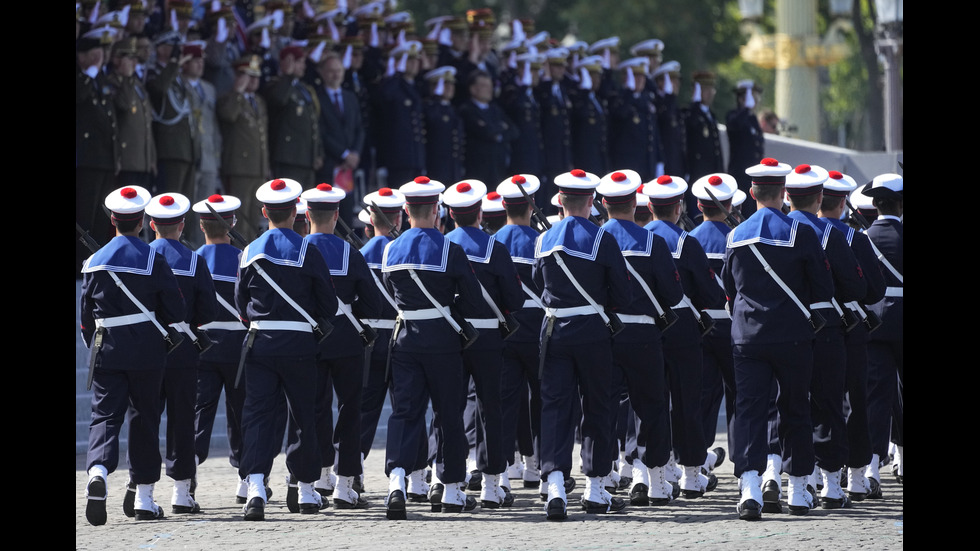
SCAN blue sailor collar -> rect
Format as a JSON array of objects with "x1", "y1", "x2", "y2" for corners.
[
  {"x1": 382, "y1": 227, "x2": 450, "y2": 272},
  {"x1": 81, "y1": 235, "x2": 155, "y2": 276},
  {"x1": 821, "y1": 216, "x2": 855, "y2": 246},
  {"x1": 360, "y1": 235, "x2": 393, "y2": 270},
  {"x1": 196, "y1": 243, "x2": 241, "y2": 283},
  {"x1": 728, "y1": 207, "x2": 799, "y2": 249},
  {"x1": 446, "y1": 225, "x2": 495, "y2": 264},
  {"x1": 534, "y1": 216, "x2": 604, "y2": 261},
  {"x1": 305, "y1": 232, "x2": 349, "y2": 276},
  {"x1": 644, "y1": 219, "x2": 687, "y2": 259},
  {"x1": 240, "y1": 228, "x2": 309, "y2": 268},
  {"x1": 788, "y1": 210, "x2": 832, "y2": 249},
  {"x1": 602, "y1": 218, "x2": 653, "y2": 256},
  {"x1": 689, "y1": 220, "x2": 731, "y2": 259},
  {"x1": 493, "y1": 224, "x2": 539, "y2": 265},
  {"x1": 149, "y1": 238, "x2": 198, "y2": 277}
]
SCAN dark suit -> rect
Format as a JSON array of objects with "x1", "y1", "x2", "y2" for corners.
[
  {"x1": 376, "y1": 76, "x2": 425, "y2": 186},
  {"x1": 316, "y1": 86, "x2": 364, "y2": 185},
  {"x1": 423, "y1": 98, "x2": 464, "y2": 185},
  {"x1": 502, "y1": 84, "x2": 543, "y2": 178}
]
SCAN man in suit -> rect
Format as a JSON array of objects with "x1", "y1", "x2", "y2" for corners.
[
  {"x1": 218, "y1": 55, "x2": 270, "y2": 238},
  {"x1": 315, "y1": 51, "x2": 364, "y2": 227}
]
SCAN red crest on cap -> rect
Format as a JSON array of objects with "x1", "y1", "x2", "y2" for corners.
[
  {"x1": 570, "y1": 169, "x2": 586, "y2": 178},
  {"x1": 317, "y1": 183, "x2": 333, "y2": 191},
  {"x1": 828, "y1": 171, "x2": 843, "y2": 180},
  {"x1": 637, "y1": 184, "x2": 645, "y2": 194},
  {"x1": 456, "y1": 182, "x2": 472, "y2": 193},
  {"x1": 121, "y1": 187, "x2": 138, "y2": 199},
  {"x1": 656, "y1": 175, "x2": 673, "y2": 185},
  {"x1": 271, "y1": 179, "x2": 286, "y2": 190},
  {"x1": 379, "y1": 187, "x2": 393, "y2": 196},
  {"x1": 708, "y1": 175, "x2": 722, "y2": 186},
  {"x1": 761, "y1": 158, "x2": 778, "y2": 166},
  {"x1": 611, "y1": 172, "x2": 626, "y2": 182},
  {"x1": 795, "y1": 164, "x2": 811, "y2": 174},
  {"x1": 414, "y1": 176, "x2": 430, "y2": 184},
  {"x1": 487, "y1": 191, "x2": 501, "y2": 200},
  {"x1": 159, "y1": 195, "x2": 175, "y2": 206},
  {"x1": 208, "y1": 194, "x2": 224, "y2": 203},
  {"x1": 511, "y1": 175, "x2": 526, "y2": 184}
]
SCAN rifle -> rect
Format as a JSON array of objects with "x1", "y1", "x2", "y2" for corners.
[
  {"x1": 515, "y1": 183, "x2": 551, "y2": 231},
  {"x1": 845, "y1": 196, "x2": 872, "y2": 231}
]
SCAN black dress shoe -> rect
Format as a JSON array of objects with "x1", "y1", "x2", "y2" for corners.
[
  {"x1": 244, "y1": 497, "x2": 265, "y2": 521},
  {"x1": 669, "y1": 481, "x2": 680, "y2": 500},
  {"x1": 738, "y1": 499, "x2": 762, "y2": 520},
  {"x1": 286, "y1": 478, "x2": 299, "y2": 513},
  {"x1": 443, "y1": 495, "x2": 478, "y2": 513},
  {"x1": 172, "y1": 499, "x2": 201, "y2": 514},
  {"x1": 564, "y1": 477, "x2": 576, "y2": 494},
  {"x1": 546, "y1": 498, "x2": 567, "y2": 521},
  {"x1": 428, "y1": 483, "x2": 444, "y2": 512},
  {"x1": 523, "y1": 479, "x2": 540, "y2": 489},
  {"x1": 334, "y1": 495, "x2": 369, "y2": 509},
  {"x1": 710, "y1": 447, "x2": 726, "y2": 469},
  {"x1": 617, "y1": 476, "x2": 632, "y2": 491},
  {"x1": 122, "y1": 480, "x2": 136, "y2": 518},
  {"x1": 705, "y1": 472, "x2": 718, "y2": 492},
  {"x1": 581, "y1": 499, "x2": 610, "y2": 514},
  {"x1": 315, "y1": 488, "x2": 331, "y2": 508},
  {"x1": 86, "y1": 476, "x2": 108, "y2": 526},
  {"x1": 820, "y1": 495, "x2": 852, "y2": 509},
  {"x1": 866, "y1": 478, "x2": 883, "y2": 499},
  {"x1": 352, "y1": 477, "x2": 364, "y2": 495},
  {"x1": 608, "y1": 496, "x2": 627, "y2": 513},
  {"x1": 502, "y1": 487, "x2": 514, "y2": 507},
  {"x1": 761, "y1": 480, "x2": 782, "y2": 513},
  {"x1": 467, "y1": 471, "x2": 482, "y2": 492},
  {"x1": 407, "y1": 491, "x2": 429, "y2": 503},
  {"x1": 386, "y1": 490, "x2": 407, "y2": 520},
  {"x1": 135, "y1": 502, "x2": 165, "y2": 521},
  {"x1": 265, "y1": 485, "x2": 273, "y2": 501},
  {"x1": 629, "y1": 484, "x2": 649, "y2": 506},
  {"x1": 300, "y1": 500, "x2": 323, "y2": 514}
]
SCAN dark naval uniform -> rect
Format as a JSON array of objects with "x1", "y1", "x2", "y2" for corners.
[
  {"x1": 683, "y1": 104, "x2": 723, "y2": 213},
  {"x1": 609, "y1": 91, "x2": 662, "y2": 181},
  {"x1": 459, "y1": 99, "x2": 518, "y2": 186},
  {"x1": 376, "y1": 76, "x2": 426, "y2": 186},
  {"x1": 654, "y1": 91, "x2": 686, "y2": 178},
  {"x1": 263, "y1": 75, "x2": 323, "y2": 186},
  {"x1": 501, "y1": 84, "x2": 544, "y2": 178},
  {"x1": 726, "y1": 107, "x2": 765, "y2": 217},
  {"x1": 148, "y1": 61, "x2": 201, "y2": 197},
  {"x1": 536, "y1": 80, "x2": 573, "y2": 213},
  {"x1": 236, "y1": 228, "x2": 338, "y2": 485},
  {"x1": 423, "y1": 97, "x2": 465, "y2": 185},
  {"x1": 569, "y1": 89, "x2": 609, "y2": 176},
  {"x1": 76, "y1": 64, "x2": 119, "y2": 260}
]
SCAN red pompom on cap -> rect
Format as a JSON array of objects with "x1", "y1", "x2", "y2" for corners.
[
  {"x1": 708, "y1": 175, "x2": 722, "y2": 185},
  {"x1": 414, "y1": 176, "x2": 430, "y2": 184},
  {"x1": 208, "y1": 194, "x2": 224, "y2": 203},
  {"x1": 158, "y1": 195, "x2": 175, "y2": 206},
  {"x1": 271, "y1": 179, "x2": 286, "y2": 190},
  {"x1": 317, "y1": 183, "x2": 333, "y2": 191},
  {"x1": 456, "y1": 182, "x2": 472, "y2": 193},
  {"x1": 379, "y1": 187, "x2": 393, "y2": 196},
  {"x1": 761, "y1": 158, "x2": 779, "y2": 166},
  {"x1": 828, "y1": 171, "x2": 843, "y2": 180},
  {"x1": 637, "y1": 184, "x2": 645, "y2": 194},
  {"x1": 487, "y1": 191, "x2": 501, "y2": 200},
  {"x1": 795, "y1": 164, "x2": 811, "y2": 174},
  {"x1": 511, "y1": 175, "x2": 526, "y2": 184},
  {"x1": 121, "y1": 187, "x2": 138, "y2": 199},
  {"x1": 570, "y1": 169, "x2": 586, "y2": 177},
  {"x1": 656, "y1": 175, "x2": 673, "y2": 185},
  {"x1": 611, "y1": 172, "x2": 626, "y2": 182}
]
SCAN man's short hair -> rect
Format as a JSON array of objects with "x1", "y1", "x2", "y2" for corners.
[
  {"x1": 872, "y1": 197, "x2": 902, "y2": 216},
  {"x1": 558, "y1": 192, "x2": 591, "y2": 212},
  {"x1": 200, "y1": 218, "x2": 230, "y2": 239},
  {"x1": 788, "y1": 192, "x2": 821, "y2": 211},
  {"x1": 114, "y1": 217, "x2": 141, "y2": 233},
  {"x1": 451, "y1": 209, "x2": 479, "y2": 228},
  {"x1": 820, "y1": 194, "x2": 845, "y2": 214},
  {"x1": 265, "y1": 205, "x2": 294, "y2": 225},
  {"x1": 503, "y1": 202, "x2": 529, "y2": 218},
  {"x1": 406, "y1": 202, "x2": 436, "y2": 221},
  {"x1": 751, "y1": 183, "x2": 784, "y2": 203},
  {"x1": 307, "y1": 208, "x2": 336, "y2": 226},
  {"x1": 603, "y1": 200, "x2": 635, "y2": 218}
]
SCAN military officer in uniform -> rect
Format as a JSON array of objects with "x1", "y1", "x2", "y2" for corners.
[
  {"x1": 683, "y1": 72, "x2": 723, "y2": 219},
  {"x1": 726, "y1": 81, "x2": 765, "y2": 217},
  {"x1": 652, "y1": 61, "x2": 686, "y2": 179},
  {"x1": 108, "y1": 37, "x2": 156, "y2": 190},
  {"x1": 534, "y1": 169, "x2": 631, "y2": 520},
  {"x1": 536, "y1": 48, "x2": 574, "y2": 215},
  {"x1": 263, "y1": 44, "x2": 323, "y2": 188},
  {"x1": 597, "y1": 170, "x2": 685, "y2": 506},
  {"x1": 459, "y1": 70, "x2": 519, "y2": 187},
  {"x1": 381, "y1": 176, "x2": 484, "y2": 519},
  {"x1": 501, "y1": 53, "x2": 545, "y2": 180},
  {"x1": 144, "y1": 192, "x2": 219, "y2": 515},
  {"x1": 568, "y1": 57, "x2": 609, "y2": 176},
  {"x1": 609, "y1": 58, "x2": 662, "y2": 182},
  {"x1": 723, "y1": 158, "x2": 835, "y2": 520},
  {"x1": 81, "y1": 185, "x2": 184, "y2": 525},
  {"x1": 236, "y1": 178, "x2": 338, "y2": 520},
  {"x1": 423, "y1": 66, "x2": 465, "y2": 185},
  {"x1": 377, "y1": 41, "x2": 427, "y2": 188}
]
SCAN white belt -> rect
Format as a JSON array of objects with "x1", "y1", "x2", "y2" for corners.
[
  {"x1": 361, "y1": 318, "x2": 396, "y2": 330},
  {"x1": 465, "y1": 318, "x2": 499, "y2": 329},
  {"x1": 523, "y1": 299, "x2": 543, "y2": 309},
  {"x1": 702, "y1": 309, "x2": 731, "y2": 320},
  {"x1": 399, "y1": 308, "x2": 444, "y2": 321},
  {"x1": 810, "y1": 301, "x2": 834, "y2": 310},
  {"x1": 885, "y1": 287, "x2": 903, "y2": 297},
  {"x1": 249, "y1": 320, "x2": 312, "y2": 332},
  {"x1": 618, "y1": 314, "x2": 655, "y2": 325},
  {"x1": 199, "y1": 321, "x2": 247, "y2": 331},
  {"x1": 95, "y1": 312, "x2": 153, "y2": 328},
  {"x1": 545, "y1": 306, "x2": 597, "y2": 318}
]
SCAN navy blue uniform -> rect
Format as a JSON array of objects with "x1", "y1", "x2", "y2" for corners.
[
  {"x1": 533, "y1": 217, "x2": 632, "y2": 479},
  {"x1": 501, "y1": 84, "x2": 544, "y2": 178},
  {"x1": 459, "y1": 99, "x2": 518, "y2": 186},
  {"x1": 683, "y1": 104, "x2": 723, "y2": 215},
  {"x1": 569, "y1": 89, "x2": 609, "y2": 175},
  {"x1": 653, "y1": 91, "x2": 686, "y2": 178},
  {"x1": 609, "y1": 90, "x2": 662, "y2": 181},
  {"x1": 81, "y1": 236, "x2": 184, "y2": 484},
  {"x1": 726, "y1": 107, "x2": 765, "y2": 217},
  {"x1": 535, "y1": 79, "x2": 573, "y2": 214},
  {"x1": 423, "y1": 98, "x2": 465, "y2": 185},
  {"x1": 376, "y1": 76, "x2": 426, "y2": 186}
]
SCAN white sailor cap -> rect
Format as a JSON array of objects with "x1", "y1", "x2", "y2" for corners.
[
  {"x1": 357, "y1": 208, "x2": 372, "y2": 225},
  {"x1": 105, "y1": 185, "x2": 151, "y2": 220},
  {"x1": 822, "y1": 170, "x2": 858, "y2": 198},
  {"x1": 862, "y1": 173, "x2": 903, "y2": 200},
  {"x1": 146, "y1": 192, "x2": 191, "y2": 224},
  {"x1": 193, "y1": 194, "x2": 242, "y2": 219},
  {"x1": 850, "y1": 186, "x2": 876, "y2": 212},
  {"x1": 597, "y1": 170, "x2": 642, "y2": 203},
  {"x1": 482, "y1": 191, "x2": 505, "y2": 214},
  {"x1": 652, "y1": 60, "x2": 680, "y2": 79},
  {"x1": 588, "y1": 36, "x2": 620, "y2": 54},
  {"x1": 399, "y1": 176, "x2": 445, "y2": 204},
  {"x1": 745, "y1": 157, "x2": 793, "y2": 184},
  {"x1": 785, "y1": 164, "x2": 829, "y2": 197},
  {"x1": 363, "y1": 187, "x2": 407, "y2": 212},
  {"x1": 635, "y1": 186, "x2": 650, "y2": 209},
  {"x1": 423, "y1": 65, "x2": 457, "y2": 83},
  {"x1": 390, "y1": 40, "x2": 422, "y2": 58},
  {"x1": 617, "y1": 57, "x2": 650, "y2": 75},
  {"x1": 443, "y1": 180, "x2": 487, "y2": 212},
  {"x1": 732, "y1": 189, "x2": 748, "y2": 208},
  {"x1": 256, "y1": 178, "x2": 303, "y2": 208},
  {"x1": 642, "y1": 175, "x2": 688, "y2": 206},
  {"x1": 302, "y1": 182, "x2": 347, "y2": 210},
  {"x1": 496, "y1": 174, "x2": 541, "y2": 204},
  {"x1": 630, "y1": 39, "x2": 664, "y2": 57},
  {"x1": 572, "y1": 55, "x2": 604, "y2": 73},
  {"x1": 294, "y1": 197, "x2": 308, "y2": 217},
  {"x1": 692, "y1": 173, "x2": 738, "y2": 203},
  {"x1": 550, "y1": 192, "x2": 601, "y2": 216},
  {"x1": 554, "y1": 169, "x2": 600, "y2": 195}
]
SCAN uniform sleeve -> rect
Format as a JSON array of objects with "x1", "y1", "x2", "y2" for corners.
[
  {"x1": 192, "y1": 254, "x2": 219, "y2": 328},
  {"x1": 602, "y1": 233, "x2": 632, "y2": 311},
  {"x1": 650, "y1": 235, "x2": 684, "y2": 308},
  {"x1": 154, "y1": 255, "x2": 186, "y2": 327},
  {"x1": 825, "y1": 230, "x2": 866, "y2": 303},
  {"x1": 350, "y1": 251, "x2": 382, "y2": 320},
  {"x1": 306, "y1": 246, "x2": 339, "y2": 321},
  {"x1": 800, "y1": 227, "x2": 835, "y2": 304},
  {"x1": 853, "y1": 232, "x2": 886, "y2": 305},
  {"x1": 683, "y1": 237, "x2": 723, "y2": 310},
  {"x1": 492, "y1": 242, "x2": 525, "y2": 314}
]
